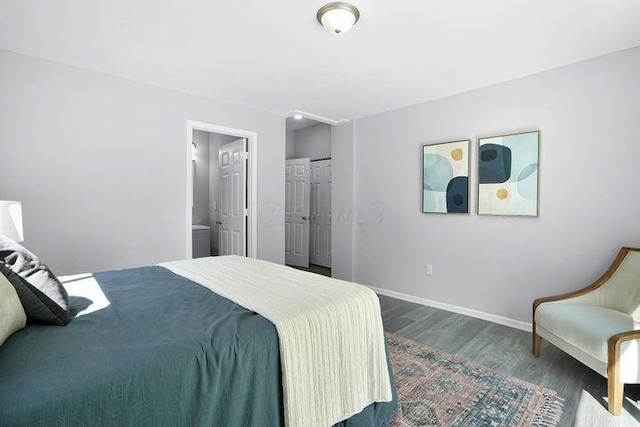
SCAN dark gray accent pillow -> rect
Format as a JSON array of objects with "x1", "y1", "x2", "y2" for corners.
[{"x1": 0, "y1": 236, "x2": 70, "y2": 325}]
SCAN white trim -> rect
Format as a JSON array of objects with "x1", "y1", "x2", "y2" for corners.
[
  {"x1": 282, "y1": 110, "x2": 349, "y2": 126},
  {"x1": 369, "y1": 286, "x2": 532, "y2": 332},
  {"x1": 186, "y1": 120, "x2": 258, "y2": 260}
]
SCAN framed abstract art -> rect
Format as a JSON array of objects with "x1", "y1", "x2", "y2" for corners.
[
  {"x1": 477, "y1": 131, "x2": 540, "y2": 217},
  {"x1": 422, "y1": 140, "x2": 470, "y2": 214}
]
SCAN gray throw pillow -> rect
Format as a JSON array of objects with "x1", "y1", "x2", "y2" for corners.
[{"x1": 0, "y1": 236, "x2": 70, "y2": 326}]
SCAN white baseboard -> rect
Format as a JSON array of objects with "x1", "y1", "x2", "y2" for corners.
[{"x1": 370, "y1": 286, "x2": 532, "y2": 333}]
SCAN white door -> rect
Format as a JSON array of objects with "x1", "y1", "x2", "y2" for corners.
[
  {"x1": 285, "y1": 158, "x2": 310, "y2": 267},
  {"x1": 310, "y1": 160, "x2": 332, "y2": 268},
  {"x1": 218, "y1": 138, "x2": 247, "y2": 256}
]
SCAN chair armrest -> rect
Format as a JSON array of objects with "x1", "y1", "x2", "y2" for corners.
[
  {"x1": 608, "y1": 329, "x2": 640, "y2": 356},
  {"x1": 608, "y1": 329, "x2": 640, "y2": 382},
  {"x1": 607, "y1": 329, "x2": 640, "y2": 414}
]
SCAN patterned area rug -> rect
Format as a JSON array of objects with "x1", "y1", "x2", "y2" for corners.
[{"x1": 386, "y1": 333, "x2": 564, "y2": 427}]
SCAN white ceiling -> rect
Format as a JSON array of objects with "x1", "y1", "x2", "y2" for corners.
[{"x1": 1, "y1": 1, "x2": 639, "y2": 122}]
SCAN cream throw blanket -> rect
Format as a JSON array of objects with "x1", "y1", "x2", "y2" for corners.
[{"x1": 159, "y1": 256, "x2": 392, "y2": 427}]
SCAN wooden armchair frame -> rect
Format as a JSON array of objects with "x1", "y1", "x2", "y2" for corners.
[{"x1": 532, "y1": 247, "x2": 640, "y2": 416}]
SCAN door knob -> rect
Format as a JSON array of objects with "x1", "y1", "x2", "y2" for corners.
[
  {"x1": 302, "y1": 216, "x2": 308, "y2": 220},
  {"x1": 216, "y1": 221, "x2": 222, "y2": 225}
]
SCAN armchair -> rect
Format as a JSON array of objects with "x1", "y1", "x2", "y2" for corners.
[{"x1": 532, "y1": 247, "x2": 640, "y2": 416}]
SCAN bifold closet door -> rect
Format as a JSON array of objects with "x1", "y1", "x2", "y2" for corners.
[
  {"x1": 310, "y1": 159, "x2": 331, "y2": 268},
  {"x1": 285, "y1": 158, "x2": 310, "y2": 267}
]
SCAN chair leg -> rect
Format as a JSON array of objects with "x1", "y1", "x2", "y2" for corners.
[
  {"x1": 607, "y1": 333, "x2": 629, "y2": 416},
  {"x1": 607, "y1": 376, "x2": 623, "y2": 415},
  {"x1": 532, "y1": 327, "x2": 541, "y2": 357}
]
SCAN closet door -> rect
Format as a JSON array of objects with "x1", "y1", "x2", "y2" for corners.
[
  {"x1": 310, "y1": 159, "x2": 331, "y2": 268},
  {"x1": 285, "y1": 158, "x2": 310, "y2": 267}
]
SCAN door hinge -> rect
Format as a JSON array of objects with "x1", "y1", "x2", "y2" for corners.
[
  {"x1": 243, "y1": 152, "x2": 249, "y2": 160},
  {"x1": 244, "y1": 208, "x2": 249, "y2": 216}
]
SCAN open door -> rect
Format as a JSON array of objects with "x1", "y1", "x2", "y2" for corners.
[
  {"x1": 218, "y1": 138, "x2": 247, "y2": 256},
  {"x1": 285, "y1": 158, "x2": 310, "y2": 267}
]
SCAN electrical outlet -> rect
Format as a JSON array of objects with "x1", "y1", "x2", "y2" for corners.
[{"x1": 426, "y1": 264, "x2": 433, "y2": 276}]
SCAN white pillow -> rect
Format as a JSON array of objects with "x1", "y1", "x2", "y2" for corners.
[{"x1": 0, "y1": 272, "x2": 27, "y2": 347}]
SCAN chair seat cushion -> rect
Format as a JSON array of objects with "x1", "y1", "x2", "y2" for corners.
[{"x1": 536, "y1": 302, "x2": 639, "y2": 363}]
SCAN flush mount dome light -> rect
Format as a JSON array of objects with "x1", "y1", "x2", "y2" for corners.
[
  {"x1": 293, "y1": 114, "x2": 303, "y2": 120},
  {"x1": 317, "y1": 2, "x2": 360, "y2": 34}
]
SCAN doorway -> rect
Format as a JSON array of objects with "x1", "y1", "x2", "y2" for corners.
[
  {"x1": 284, "y1": 116, "x2": 332, "y2": 276},
  {"x1": 186, "y1": 120, "x2": 257, "y2": 259}
]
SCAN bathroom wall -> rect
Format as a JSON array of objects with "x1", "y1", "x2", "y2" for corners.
[{"x1": 192, "y1": 129, "x2": 210, "y2": 226}]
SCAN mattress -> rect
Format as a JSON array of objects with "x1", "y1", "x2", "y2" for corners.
[
  {"x1": 0, "y1": 264, "x2": 397, "y2": 426},
  {"x1": 160, "y1": 256, "x2": 393, "y2": 426}
]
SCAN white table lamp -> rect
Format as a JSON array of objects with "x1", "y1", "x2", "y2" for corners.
[{"x1": 0, "y1": 201, "x2": 24, "y2": 242}]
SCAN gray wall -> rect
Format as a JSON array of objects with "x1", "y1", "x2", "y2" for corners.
[
  {"x1": 0, "y1": 49, "x2": 285, "y2": 275},
  {"x1": 192, "y1": 129, "x2": 210, "y2": 226},
  {"x1": 286, "y1": 123, "x2": 331, "y2": 161},
  {"x1": 285, "y1": 129, "x2": 295, "y2": 160},
  {"x1": 331, "y1": 122, "x2": 355, "y2": 281},
  {"x1": 352, "y1": 47, "x2": 640, "y2": 323},
  {"x1": 290, "y1": 123, "x2": 331, "y2": 161}
]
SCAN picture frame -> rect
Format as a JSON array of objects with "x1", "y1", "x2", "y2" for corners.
[
  {"x1": 477, "y1": 130, "x2": 540, "y2": 217},
  {"x1": 422, "y1": 139, "x2": 470, "y2": 214}
]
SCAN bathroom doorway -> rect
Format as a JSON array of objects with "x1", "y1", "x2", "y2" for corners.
[{"x1": 186, "y1": 121, "x2": 257, "y2": 259}]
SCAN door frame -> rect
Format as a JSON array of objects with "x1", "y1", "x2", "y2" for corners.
[{"x1": 185, "y1": 120, "x2": 258, "y2": 259}]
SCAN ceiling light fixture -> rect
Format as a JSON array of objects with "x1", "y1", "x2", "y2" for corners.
[
  {"x1": 293, "y1": 114, "x2": 304, "y2": 120},
  {"x1": 317, "y1": 2, "x2": 360, "y2": 35}
]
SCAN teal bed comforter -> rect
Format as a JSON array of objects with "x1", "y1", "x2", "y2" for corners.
[{"x1": 0, "y1": 266, "x2": 396, "y2": 426}]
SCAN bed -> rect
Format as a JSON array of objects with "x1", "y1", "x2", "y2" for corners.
[{"x1": 0, "y1": 255, "x2": 397, "y2": 427}]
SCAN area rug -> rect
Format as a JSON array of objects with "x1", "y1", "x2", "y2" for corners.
[{"x1": 386, "y1": 333, "x2": 564, "y2": 426}]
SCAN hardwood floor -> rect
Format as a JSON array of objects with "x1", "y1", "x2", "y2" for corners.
[{"x1": 378, "y1": 294, "x2": 640, "y2": 426}]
